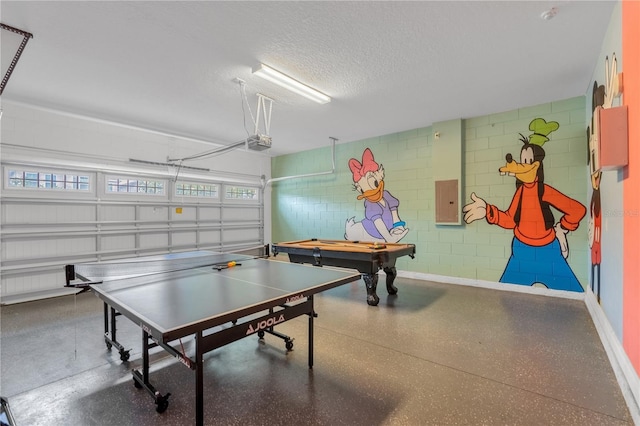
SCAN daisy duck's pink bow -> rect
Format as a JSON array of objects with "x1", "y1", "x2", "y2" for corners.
[{"x1": 349, "y1": 148, "x2": 379, "y2": 182}]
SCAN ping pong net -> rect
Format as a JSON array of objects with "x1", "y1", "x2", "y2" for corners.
[{"x1": 65, "y1": 249, "x2": 265, "y2": 287}]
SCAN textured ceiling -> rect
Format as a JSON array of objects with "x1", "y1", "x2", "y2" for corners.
[{"x1": 1, "y1": 1, "x2": 615, "y2": 156}]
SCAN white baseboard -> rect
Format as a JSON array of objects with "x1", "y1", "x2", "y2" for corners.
[
  {"x1": 397, "y1": 270, "x2": 584, "y2": 300},
  {"x1": 584, "y1": 288, "x2": 640, "y2": 425}
]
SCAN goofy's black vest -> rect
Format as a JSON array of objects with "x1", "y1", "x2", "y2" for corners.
[{"x1": 512, "y1": 136, "x2": 555, "y2": 231}]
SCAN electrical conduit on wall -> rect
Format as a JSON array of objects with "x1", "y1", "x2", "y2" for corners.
[{"x1": 265, "y1": 137, "x2": 337, "y2": 186}]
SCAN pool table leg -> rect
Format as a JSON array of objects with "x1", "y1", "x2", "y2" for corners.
[
  {"x1": 384, "y1": 266, "x2": 398, "y2": 295},
  {"x1": 362, "y1": 273, "x2": 380, "y2": 306}
]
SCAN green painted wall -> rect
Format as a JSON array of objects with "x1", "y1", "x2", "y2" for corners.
[{"x1": 271, "y1": 96, "x2": 588, "y2": 287}]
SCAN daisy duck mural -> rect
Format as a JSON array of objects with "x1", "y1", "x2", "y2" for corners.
[
  {"x1": 345, "y1": 147, "x2": 410, "y2": 305},
  {"x1": 462, "y1": 118, "x2": 586, "y2": 292},
  {"x1": 345, "y1": 148, "x2": 409, "y2": 243}
]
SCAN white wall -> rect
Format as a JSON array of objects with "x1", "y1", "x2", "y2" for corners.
[{"x1": 587, "y1": 2, "x2": 624, "y2": 339}]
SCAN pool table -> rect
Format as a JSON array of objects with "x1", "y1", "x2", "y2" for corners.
[{"x1": 271, "y1": 239, "x2": 416, "y2": 306}]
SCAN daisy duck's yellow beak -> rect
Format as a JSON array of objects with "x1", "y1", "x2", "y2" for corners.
[
  {"x1": 499, "y1": 159, "x2": 540, "y2": 184},
  {"x1": 357, "y1": 180, "x2": 384, "y2": 202}
]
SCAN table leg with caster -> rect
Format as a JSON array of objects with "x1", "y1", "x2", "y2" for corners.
[
  {"x1": 132, "y1": 330, "x2": 171, "y2": 415},
  {"x1": 103, "y1": 303, "x2": 130, "y2": 362},
  {"x1": 384, "y1": 266, "x2": 398, "y2": 295},
  {"x1": 362, "y1": 273, "x2": 379, "y2": 306}
]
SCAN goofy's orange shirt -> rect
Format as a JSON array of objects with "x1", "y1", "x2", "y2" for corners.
[{"x1": 485, "y1": 182, "x2": 586, "y2": 247}]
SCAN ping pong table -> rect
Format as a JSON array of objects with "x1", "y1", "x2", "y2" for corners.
[{"x1": 65, "y1": 250, "x2": 361, "y2": 425}]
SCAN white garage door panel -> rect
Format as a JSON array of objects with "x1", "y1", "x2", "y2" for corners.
[
  {"x1": 199, "y1": 230, "x2": 221, "y2": 245},
  {"x1": 3, "y1": 203, "x2": 96, "y2": 224},
  {"x1": 2, "y1": 237, "x2": 97, "y2": 262},
  {"x1": 1, "y1": 169, "x2": 264, "y2": 300},
  {"x1": 222, "y1": 207, "x2": 260, "y2": 221},
  {"x1": 198, "y1": 207, "x2": 221, "y2": 221},
  {"x1": 224, "y1": 228, "x2": 260, "y2": 242},
  {"x1": 169, "y1": 231, "x2": 196, "y2": 247},
  {"x1": 139, "y1": 205, "x2": 170, "y2": 220},
  {"x1": 101, "y1": 235, "x2": 136, "y2": 251},
  {"x1": 140, "y1": 233, "x2": 170, "y2": 249},
  {"x1": 171, "y1": 207, "x2": 197, "y2": 220},
  {"x1": 101, "y1": 205, "x2": 136, "y2": 221}
]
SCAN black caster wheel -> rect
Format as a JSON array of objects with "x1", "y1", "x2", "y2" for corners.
[
  {"x1": 384, "y1": 267, "x2": 398, "y2": 295},
  {"x1": 156, "y1": 399, "x2": 169, "y2": 413},
  {"x1": 106, "y1": 342, "x2": 112, "y2": 350},
  {"x1": 133, "y1": 379, "x2": 142, "y2": 389},
  {"x1": 285, "y1": 340, "x2": 294, "y2": 351},
  {"x1": 366, "y1": 294, "x2": 380, "y2": 306},
  {"x1": 155, "y1": 393, "x2": 171, "y2": 413},
  {"x1": 120, "y1": 351, "x2": 130, "y2": 362},
  {"x1": 258, "y1": 330, "x2": 265, "y2": 339}
]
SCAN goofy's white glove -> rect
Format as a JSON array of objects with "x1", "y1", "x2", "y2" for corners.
[
  {"x1": 554, "y1": 222, "x2": 569, "y2": 259},
  {"x1": 462, "y1": 192, "x2": 487, "y2": 224}
]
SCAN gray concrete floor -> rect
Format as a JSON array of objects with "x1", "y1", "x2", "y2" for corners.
[{"x1": 0, "y1": 276, "x2": 634, "y2": 425}]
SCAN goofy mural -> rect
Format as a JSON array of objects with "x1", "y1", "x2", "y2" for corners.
[{"x1": 462, "y1": 118, "x2": 586, "y2": 292}]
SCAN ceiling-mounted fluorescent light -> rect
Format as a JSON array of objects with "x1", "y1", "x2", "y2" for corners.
[{"x1": 252, "y1": 63, "x2": 331, "y2": 104}]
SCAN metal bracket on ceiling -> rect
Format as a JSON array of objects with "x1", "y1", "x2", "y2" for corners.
[
  {"x1": 254, "y1": 93, "x2": 273, "y2": 138},
  {"x1": 1, "y1": 23, "x2": 34, "y2": 96}
]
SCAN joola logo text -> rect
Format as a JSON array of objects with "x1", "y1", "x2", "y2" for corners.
[
  {"x1": 141, "y1": 324, "x2": 152, "y2": 335},
  {"x1": 177, "y1": 354, "x2": 191, "y2": 369},
  {"x1": 246, "y1": 314, "x2": 285, "y2": 335},
  {"x1": 286, "y1": 294, "x2": 304, "y2": 303},
  {"x1": 141, "y1": 324, "x2": 160, "y2": 345}
]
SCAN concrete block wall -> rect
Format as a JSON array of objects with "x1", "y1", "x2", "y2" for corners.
[
  {"x1": 271, "y1": 96, "x2": 588, "y2": 287},
  {"x1": 463, "y1": 96, "x2": 588, "y2": 285}
]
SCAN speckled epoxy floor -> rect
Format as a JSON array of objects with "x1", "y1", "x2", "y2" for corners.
[{"x1": 0, "y1": 277, "x2": 634, "y2": 425}]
